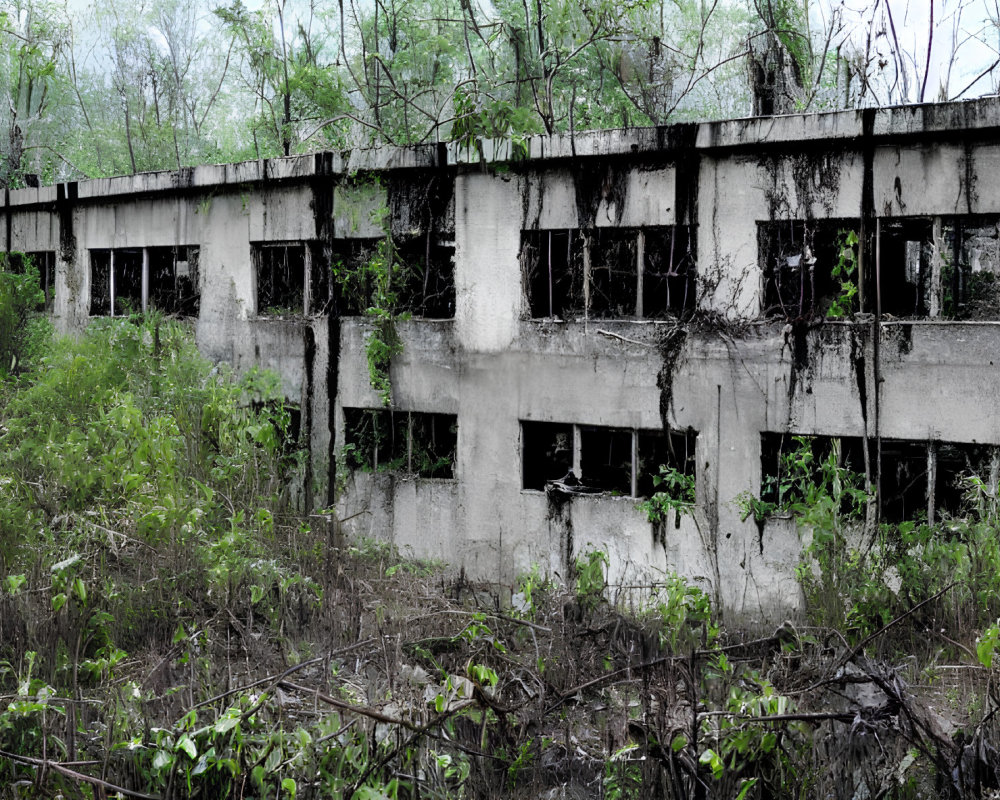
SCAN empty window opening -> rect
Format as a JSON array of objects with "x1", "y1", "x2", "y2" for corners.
[
  {"x1": 522, "y1": 421, "x2": 574, "y2": 491},
  {"x1": 330, "y1": 239, "x2": 384, "y2": 316},
  {"x1": 939, "y1": 216, "x2": 1000, "y2": 320},
  {"x1": 589, "y1": 230, "x2": 638, "y2": 318},
  {"x1": 580, "y1": 426, "x2": 633, "y2": 494},
  {"x1": 393, "y1": 234, "x2": 456, "y2": 319},
  {"x1": 760, "y1": 433, "x2": 867, "y2": 511},
  {"x1": 409, "y1": 412, "x2": 458, "y2": 478},
  {"x1": 3, "y1": 251, "x2": 55, "y2": 311},
  {"x1": 255, "y1": 242, "x2": 307, "y2": 316},
  {"x1": 343, "y1": 407, "x2": 457, "y2": 478},
  {"x1": 90, "y1": 250, "x2": 111, "y2": 316},
  {"x1": 933, "y1": 442, "x2": 996, "y2": 519},
  {"x1": 760, "y1": 220, "x2": 858, "y2": 318},
  {"x1": 149, "y1": 246, "x2": 200, "y2": 316},
  {"x1": 523, "y1": 421, "x2": 698, "y2": 498},
  {"x1": 879, "y1": 440, "x2": 930, "y2": 523},
  {"x1": 643, "y1": 227, "x2": 696, "y2": 317},
  {"x1": 760, "y1": 433, "x2": 996, "y2": 523},
  {"x1": 522, "y1": 226, "x2": 697, "y2": 320},
  {"x1": 89, "y1": 247, "x2": 201, "y2": 317},
  {"x1": 878, "y1": 220, "x2": 933, "y2": 318},
  {"x1": 113, "y1": 249, "x2": 143, "y2": 316},
  {"x1": 521, "y1": 230, "x2": 585, "y2": 319},
  {"x1": 637, "y1": 428, "x2": 697, "y2": 498}
]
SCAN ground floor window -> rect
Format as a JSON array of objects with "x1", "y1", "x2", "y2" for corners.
[
  {"x1": 90, "y1": 246, "x2": 199, "y2": 317},
  {"x1": 522, "y1": 421, "x2": 696, "y2": 497},
  {"x1": 343, "y1": 408, "x2": 457, "y2": 479}
]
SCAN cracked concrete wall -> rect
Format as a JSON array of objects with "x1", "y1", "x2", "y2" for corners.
[{"x1": 8, "y1": 98, "x2": 1000, "y2": 620}]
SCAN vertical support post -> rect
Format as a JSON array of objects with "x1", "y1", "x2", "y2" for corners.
[
  {"x1": 636, "y1": 230, "x2": 645, "y2": 318},
  {"x1": 929, "y1": 216, "x2": 942, "y2": 318},
  {"x1": 110, "y1": 249, "x2": 116, "y2": 317},
  {"x1": 303, "y1": 243, "x2": 313, "y2": 316},
  {"x1": 927, "y1": 441, "x2": 937, "y2": 523},
  {"x1": 141, "y1": 248, "x2": 149, "y2": 313},
  {"x1": 572, "y1": 425, "x2": 582, "y2": 479}
]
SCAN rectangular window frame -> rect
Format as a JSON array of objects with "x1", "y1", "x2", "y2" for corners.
[
  {"x1": 759, "y1": 432, "x2": 997, "y2": 524},
  {"x1": 253, "y1": 241, "x2": 311, "y2": 317},
  {"x1": 521, "y1": 225, "x2": 696, "y2": 321},
  {"x1": 89, "y1": 246, "x2": 200, "y2": 318},
  {"x1": 343, "y1": 407, "x2": 458, "y2": 480},
  {"x1": 521, "y1": 420, "x2": 697, "y2": 498}
]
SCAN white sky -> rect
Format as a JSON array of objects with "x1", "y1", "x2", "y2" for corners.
[{"x1": 57, "y1": 0, "x2": 1000, "y2": 103}]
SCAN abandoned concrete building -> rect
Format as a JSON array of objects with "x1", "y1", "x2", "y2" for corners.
[{"x1": 5, "y1": 97, "x2": 1000, "y2": 618}]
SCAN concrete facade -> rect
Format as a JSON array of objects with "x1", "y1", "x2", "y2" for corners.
[{"x1": 6, "y1": 99, "x2": 1000, "y2": 620}]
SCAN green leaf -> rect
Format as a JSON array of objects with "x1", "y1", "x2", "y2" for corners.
[
  {"x1": 5, "y1": 574, "x2": 26, "y2": 595},
  {"x1": 670, "y1": 734, "x2": 687, "y2": 752},
  {"x1": 699, "y1": 748, "x2": 723, "y2": 780},
  {"x1": 152, "y1": 750, "x2": 174, "y2": 771},
  {"x1": 735, "y1": 777, "x2": 759, "y2": 800},
  {"x1": 282, "y1": 777, "x2": 297, "y2": 798},
  {"x1": 51, "y1": 592, "x2": 67, "y2": 613},
  {"x1": 176, "y1": 734, "x2": 197, "y2": 760}
]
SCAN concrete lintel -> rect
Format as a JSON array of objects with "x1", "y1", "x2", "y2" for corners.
[{"x1": 7, "y1": 185, "x2": 58, "y2": 206}]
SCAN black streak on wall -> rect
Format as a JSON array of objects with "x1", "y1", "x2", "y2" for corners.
[{"x1": 311, "y1": 153, "x2": 339, "y2": 510}]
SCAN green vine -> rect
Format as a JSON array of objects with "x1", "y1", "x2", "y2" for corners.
[
  {"x1": 826, "y1": 229, "x2": 859, "y2": 319},
  {"x1": 330, "y1": 212, "x2": 407, "y2": 407}
]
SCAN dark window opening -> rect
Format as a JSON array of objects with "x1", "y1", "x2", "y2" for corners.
[
  {"x1": 760, "y1": 433, "x2": 867, "y2": 510},
  {"x1": 880, "y1": 440, "x2": 929, "y2": 523},
  {"x1": 589, "y1": 229, "x2": 638, "y2": 318},
  {"x1": 522, "y1": 421, "x2": 574, "y2": 491},
  {"x1": 343, "y1": 408, "x2": 457, "y2": 477},
  {"x1": 940, "y1": 216, "x2": 1000, "y2": 320},
  {"x1": 330, "y1": 239, "x2": 384, "y2": 316},
  {"x1": 90, "y1": 250, "x2": 111, "y2": 316},
  {"x1": 410, "y1": 412, "x2": 458, "y2": 478},
  {"x1": 644, "y1": 227, "x2": 696, "y2": 317},
  {"x1": 934, "y1": 442, "x2": 994, "y2": 519},
  {"x1": 521, "y1": 230, "x2": 585, "y2": 319},
  {"x1": 522, "y1": 226, "x2": 697, "y2": 320},
  {"x1": 637, "y1": 429, "x2": 697, "y2": 498},
  {"x1": 393, "y1": 234, "x2": 456, "y2": 318},
  {"x1": 579, "y1": 426, "x2": 633, "y2": 495},
  {"x1": 148, "y1": 246, "x2": 200, "y2": 316},
  {"x1": 878, "y1": 220, "x2": 933, "y2": 317},
  {"x1": 255, "y1": 242, "x2": 306, "y2": 316},
  {"x1": 4, "y1": 251, "x2": 55, "y2": 311},
  {"x1": 90, "y1": 246, "x2": 200, "y2": 317},
  {"x1": 523, "y1": 421, "x2": 698, "y2": 499},
  {"x1": 344, "y1": 408, "x2": 408, "y2": 472},
  {"x1": 760, "y1": 220, "x2": 858, "y2": 318},
  {"x1": 759, "y1": 433, "x2": 999, "y2": 523},
  {"x1": 113, "y1": 249, "x2": 143, "y2": 316}
]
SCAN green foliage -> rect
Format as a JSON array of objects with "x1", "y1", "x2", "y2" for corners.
[
  {"x1": 738, "y1": 436, "x2": 869, "y2": 525},
  {"x1": 648, "y1": 573, "x2": 718, "y2": 651},
  {"x1": 574, "y1": 549, "x2": 608, "y2": 611},
  {"x1": 0, "y1": 253, "x2": 52, "y2": 376},
  {"x1": 826, "y1": 229, "x2": 859, "y2": 318},
  {"x1": 638, "y1": 463, "x2": 696, "y2": 523}
]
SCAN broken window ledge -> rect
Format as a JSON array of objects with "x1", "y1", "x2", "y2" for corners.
[
  {"x1": 348, "y1": 468, "x2": 455, "y2": 482},
  {"x1": 521, "y1": 486, "x2": 645, "y2": 500}
]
